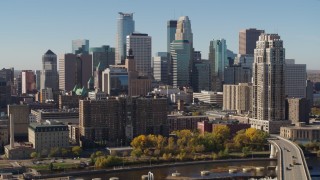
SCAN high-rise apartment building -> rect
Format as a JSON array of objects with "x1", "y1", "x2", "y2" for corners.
[
  {"x1": 72, "y1": 39, "x2": 89, "y2": 54},
  {"x1": 79, "y1": 96, "x2": 168, "y2": 147},
  {"x1": 41, "y1": 50, "x2": 58, "y2": 91},
  {"x1": 239, "y1": 28, "x2": 265, "y2": 55},
  {"x1": 287, "y1": 98, "x2": 310, "y2": 124},
  {"x1": 223, "y1": 83, "x2": 252, "y2": 114},
  {"x1": 126, "y1": 33, "x2": 152, "y2": 77},
  {"x1": 252, "y1": 34, "x2": 285, "y2": 121},
  {"x1": 285, "y1": 62, "x2": 306, "y2": 98},
  {"x1": 59, "y1": 53, "x2": 92, "y2": 92},
  {"x1": 167, "y1": 20, "x2": 177, "y2": 53},
  {"x1": 21, "y1": 70, "x2": 36, "y2": 94},
  {"x1": 116, "y1": 12, "x2": 135, "y2": 65},
  {"x1": 8, "y1": 104, "x2": 30, "y2": 140}
]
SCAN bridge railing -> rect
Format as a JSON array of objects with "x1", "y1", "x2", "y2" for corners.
[
  {"x1": 295, "y1": 142, "x2": 311, "y2": 180},
  {"x1": 268, "y1": 140, "x2": 284, "y2": 180}
]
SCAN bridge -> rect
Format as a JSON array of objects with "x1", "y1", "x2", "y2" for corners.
[{"x1": 268, "y1": 135, "x2": 311, "y2": 180}]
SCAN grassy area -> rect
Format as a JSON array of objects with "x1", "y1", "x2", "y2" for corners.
[{"x1": 31, "y1": 163, "x2": 79, "y2": 171}]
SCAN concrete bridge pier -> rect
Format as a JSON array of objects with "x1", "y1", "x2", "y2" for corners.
[{"x1": 270, "y1": 144, "x2": 277, "y2": 158}]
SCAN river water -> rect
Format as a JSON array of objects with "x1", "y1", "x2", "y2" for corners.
[
  {"x1": 70, "y1": 157, "x2": 320, "y2": 180},
  {"x1": 77, "y1": 160, "x2": 278, "y2": 180}
]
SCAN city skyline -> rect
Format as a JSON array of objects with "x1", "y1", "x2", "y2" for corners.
[{"x1": 0, "y1": 0, "x2": 319, "y2": 70}]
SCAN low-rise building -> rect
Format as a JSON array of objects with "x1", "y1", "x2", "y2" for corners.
[
  {"x1": 28, "y1": 121, "x2": 69, "y2": 155},
  {"x1": 280, "y1": 123, "x2": 320, "y2": 141},
  {"x1": 193, "y1": 91, "x2": 223, "y2": 105},
  {"x1": 167, "y1": 115, "x2": 208, "y2": 133},
  {"x1": 197, "y1": 119, "x2": 250, "y2": 136},
  {"x1": 31, "y1": 108, "x2": 78, "y2": 123}
]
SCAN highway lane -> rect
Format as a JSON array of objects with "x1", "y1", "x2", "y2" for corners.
[{"x1": 270, "y1": 136, "x2": 310, "y2": 180}]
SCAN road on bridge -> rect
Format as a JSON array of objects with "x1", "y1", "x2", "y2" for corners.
[{"x1": 269, "y1": 135, "x2": 311, "y2": 180}]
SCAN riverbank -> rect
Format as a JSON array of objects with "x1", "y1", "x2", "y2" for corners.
[{"x1": 31, "y1": 158, "x2": 276, "y2": 179}]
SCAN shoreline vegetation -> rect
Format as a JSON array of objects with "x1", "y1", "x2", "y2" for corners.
[
  {"x1": 30, "y1": 128, "x2": 270, "y2": 176},
  {"x1": 31, "y1": 157, "x2": 276, "y2": 179}
]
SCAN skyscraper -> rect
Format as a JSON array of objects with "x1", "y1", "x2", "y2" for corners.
[
  {"x1": 239, "y1": 28, "x2": 265, "y2": 55},
  {"x1": 89, "y1": 45, "x2": 115, "y2": 73},
  {"x1": 252, "y1": 34, "x2": 285, "y2": 121},
  {"x1": 126, "y1": 33, "x2": 152, "y2": 77},
  {"x1": 116, "y1": 12, "x2": 135, "y2": 65},
  {"x1": 169, "y1": 16, "x2": 193, "y2": 88},
  {"x1": 153, "y1": 52, "x2": 168, "y2": 84},
  {"x1": 167, "y1": 20, "x2": 177, "y2": 53},
  {"x1": 59, "y1": 53, "x2": 92, "y2": 92},
  {"x1": 285, "y1": 63, "x2": 306, "y2": 98},
  {"x1": 209, "y1": 39, "x2": 227, "y2": 91},
  {"x1": 21, "y1": 70, "x2": 36, "y2": 94},
  {"x1": 72, "y1": 39, "x2": 89, "y2": 54},
  {"x1": 170, "y1": 40, "x2": 191, "y2": 87},
  {"x1": 192, "y1": 60, "x2": 211, "y2": 92},
  {"x1": 40, "y1": 50, "x2": 58, "y2": 91}
]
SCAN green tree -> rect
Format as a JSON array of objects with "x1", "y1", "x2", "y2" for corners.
[
  {"x1": 30, "y1": 152, "x2": 39, "y2": 159},
  {"x1": 131, "y1": 148, "x2": 142, "y2": 158},
  {"x1": 49, "y1": 147, "x2": 61, "y2": 157},
  {"x1": 242, "y1": 147, "x2": 250, "y2": 157},
  {"x1": 61, "y1": 148, "x2": 70, "y2": 157},
  {"x1": 49, "y1": 163, "x2": 53, "y2": 171},
  {"x1": 72, "y1": 146, "x2": 82, "y2": 156}
]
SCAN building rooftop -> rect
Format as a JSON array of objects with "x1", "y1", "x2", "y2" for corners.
[{"x1": 45, "y1": 49, "x2": 56, "y2": 55}]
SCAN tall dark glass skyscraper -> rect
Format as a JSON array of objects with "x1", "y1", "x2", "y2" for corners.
[
  {"x1": 167, "y1": 20, "x2": 177, "y2": 53},
  {"x1": 116, "y1": 12, "x2": 135, "y2": 65},
  {"x1": 41, "y1": 50, "x2": 58, "y2": 91}
]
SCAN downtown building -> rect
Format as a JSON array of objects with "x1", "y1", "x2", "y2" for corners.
[
  {"x1": 90, "y1": 45, "x2": 115, "y2": 78},
  {"x1": 153, "y1": 52, "x2": 168, "y2": 84},
  {"x1": 250, "y1": 34, "x2": 290, "y2": 133},
  {"x1": 208, "y1": 39, "x2": 227, "y2": 92},
  {"x1": 170, "y1": 16, "x2": 193, "y2": 88},
  {"x1": 223, "y1": 83, "x2": 252, "y2": 114},
  {"x1": 126, "y1": 33, "x2": 152, "y2": 77},
  {"x1": 21, "y1": 70, "x2": 36, "y2": 94},
  {"x1": 72, "y1": 39, "x2": 89, "y2": 54},
  {"x1": 239, "y1": 28, "x2": 265, "y2": 55},
  {"x1": 79, "y1": 96, "x2": 168, "y2": 147},
  {"x1": 284, "y1": 59, "x2": 307, "y2": 98},
  {"x1": 116, "y1": 12, "x2": 135, "y2": 65},
  {"x1": 59, "y1": 53, "x2": 92, "y2": 92},
  {"x1": 41, "y1": 50, "x2": 58, "y2": 91}
]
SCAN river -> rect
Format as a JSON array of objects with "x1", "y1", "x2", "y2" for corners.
[{"x1": 75, "y1": 159, "x2": 277, "y2": 180}]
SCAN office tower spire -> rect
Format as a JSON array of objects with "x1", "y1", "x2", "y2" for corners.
[
  {"x1": 175, "y1": 16, "x2": 193, "y2": 44},
  {"x1": 116, "y1": 12, "x2": 135, "y2": 65},
  {"x1": 252, "y1": 34, "x2": 285, "y2": 121},
  {"x1": 41, "y1": 50, "x2": 58, "y2": 91}
]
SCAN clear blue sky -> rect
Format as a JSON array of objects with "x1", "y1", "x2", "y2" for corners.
[{"x1": 1, "y1": 0, "x2": 319, "y2": 70}]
